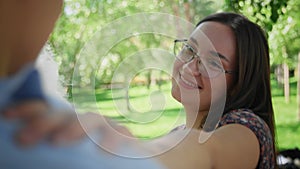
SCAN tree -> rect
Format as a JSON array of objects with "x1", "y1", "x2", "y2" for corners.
[
  {"x1": 270, "y1": 0, "x2": 300, "y2": 120},
  {"x1": 223, "y1": 0, "x2": 288, "y2": 32},
  {"x1": 50, "y1": 0, "x2": 218, "y2": 94}
]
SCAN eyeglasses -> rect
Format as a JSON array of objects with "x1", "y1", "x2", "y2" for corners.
[{"x1": 173, "y1": 39, "x2": 236, "y2": 78}]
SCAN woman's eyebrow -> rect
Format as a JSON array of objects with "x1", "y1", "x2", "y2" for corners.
[
  {"x1": 209, "y1": 51, "x2": 230, "y2": 62},
  {"x1": 190, "y1": 37, "x2": 230, "y2": 62}
]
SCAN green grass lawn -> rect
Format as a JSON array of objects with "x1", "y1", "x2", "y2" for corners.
[
  {"x1": 273, "y1": 95, "x2": 300, "y2": 150},
  {"x1": 272, "y1": 79, "x2": 300, "y2": 150},
  {"x1": 72, "y1": 80, "x2": 300, "y2": 150}
]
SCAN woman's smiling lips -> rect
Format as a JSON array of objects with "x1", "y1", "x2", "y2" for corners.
[{"x1": 179, "y1": 72, "x2": 202, "y2": 89}]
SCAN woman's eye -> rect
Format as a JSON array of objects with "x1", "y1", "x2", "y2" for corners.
[
  {"x1": 180, "y1": 45, "x2": 194, "y2": 61},
  {"x1": 185, "y1": 45, "x2": 194, "y2": 55},
  {"x1": 207, "y1": 59, "x2": 223, "y2": 70}
]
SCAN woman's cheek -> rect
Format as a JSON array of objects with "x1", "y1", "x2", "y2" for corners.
[
  {"x1": 172, "y1": 60, "x2": 183, "y2": 76},
  {"x1": 171, "y1": 60, "x2": 183, "y2": 102}
]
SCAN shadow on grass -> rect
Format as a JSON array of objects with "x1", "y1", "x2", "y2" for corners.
[
  {"x1": 106, "y1": 107, "x2": 183, "y2": 123},
  {"x1": 276, "y1": 121, "x2": 300, "y2": 150},
  {"x1": 277, "y1": 122, "x2": 300, "y2": 132},
  {"x1": 72, "y1": 89, "x2": 145, "y2": 103},
  {"x1": 271, "y1": 79, "x2": 297, "y2": 97}
]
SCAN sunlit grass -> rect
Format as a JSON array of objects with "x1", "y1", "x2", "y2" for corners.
[
  {"x1": 271, "y1": 78, "x2": 300, "y2": 150},
  {"x1": 72, "y1": 79, "x2": 300, "y2": 149},
  {"x1": 73, "y1": 83, "x2": 185, "y2": 139},
  {"x1": 273, "y1": 95, "x2": 300, "y2": 150}
]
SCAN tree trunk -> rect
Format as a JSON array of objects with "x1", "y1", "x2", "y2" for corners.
[
  {"x1": 274, "y1": 65, "x2": 284, "y2": 87},
  {"x1": 297, "y1": 52, "x2": 300, "y2": 121},
  {"x1": 146, "y1": 69, "x2": 152, "y2": 90},
  {"x1": 283, "y1": 63, "x2": 290, "y2": 103},
  {"x1": 172, "y1": 4, "x2": 183, "y2": 38},
  {"x1": 282, "y1": 46, "x2": 290, "y2": 103},
  {"x1": 126, "y1": 87, "x2": 131, "y2": 111},
  {"x1": 183, "y1": 2, "x2": 191, "y2": 22}
]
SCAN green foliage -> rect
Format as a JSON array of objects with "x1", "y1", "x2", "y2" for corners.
[
  {"x1": 269, "y1": 0, "x2": 300, "y2": 68},
  {"x1": 50, "y1": 0, "x2": 219, "y2": 94},
  {"x1": 51, "y1": 0, "x2": 300, "y2": 92},
  {"x1": 223, "y1": 0, "x2": 289, "y2": 31}
]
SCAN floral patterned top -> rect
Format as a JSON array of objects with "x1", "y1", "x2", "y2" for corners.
[
  {"x1": 218, "y1": 109, "x2": 275, "y2": 169},
  {"x1": 171, "y1": 109, "x2": 275, "y2": 169}
]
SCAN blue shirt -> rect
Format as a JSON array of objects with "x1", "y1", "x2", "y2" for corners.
[{"x1": 0, "y1": 65, "x2": 164, "y2": 169}]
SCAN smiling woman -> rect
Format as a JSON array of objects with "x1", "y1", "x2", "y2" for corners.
[{"x1": 170, "y1": 12, "x2": 276, "y2": 168}]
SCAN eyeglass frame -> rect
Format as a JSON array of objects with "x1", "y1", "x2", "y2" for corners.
[{"x1": 173, "y1": 39, "x2": 236, "y2": 78}]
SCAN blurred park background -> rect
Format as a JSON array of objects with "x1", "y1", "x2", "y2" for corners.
[{"x1": 48, "y1": 0, "x2": 300, "y2": 151}]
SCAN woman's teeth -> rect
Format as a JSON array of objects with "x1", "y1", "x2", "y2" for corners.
[{"x1": 181, "y1": 75, "x2": 198, "y2": 88}]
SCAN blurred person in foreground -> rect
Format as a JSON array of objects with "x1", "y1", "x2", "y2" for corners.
[{"x1": 0, "y1": 1, "x2": 165, "y2": 169}]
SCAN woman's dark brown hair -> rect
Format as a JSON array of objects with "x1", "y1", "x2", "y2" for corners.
[{"x1": 196, "y1": 12, "x2": 276, "y2": 167}]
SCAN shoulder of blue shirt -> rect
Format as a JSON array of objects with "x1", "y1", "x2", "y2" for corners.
[{"x1": 0, "y1": 64, "x2": 165, "y2": 169}]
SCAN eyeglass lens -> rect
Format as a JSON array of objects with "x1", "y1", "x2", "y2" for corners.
[{"x1": 174, "y1": 41, "x2": 223, "y2": 78}]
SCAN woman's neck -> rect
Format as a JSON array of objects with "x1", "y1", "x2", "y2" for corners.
[{"x1": 184, "y1": 106, "x2": 208, "y2": 129}]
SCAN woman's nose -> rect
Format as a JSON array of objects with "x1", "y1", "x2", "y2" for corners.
[{"x1": 183, "y1": 58, "x2": 201, "y2": 76}]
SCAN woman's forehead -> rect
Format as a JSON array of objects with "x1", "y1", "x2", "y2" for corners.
[{"x1": 188, "y1": 21, "x2": 237, "y2": 63}]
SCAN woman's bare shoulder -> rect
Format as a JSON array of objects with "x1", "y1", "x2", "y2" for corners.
[{"x1": 148, "y1": 125, "x2": 259, "y2": 169}]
